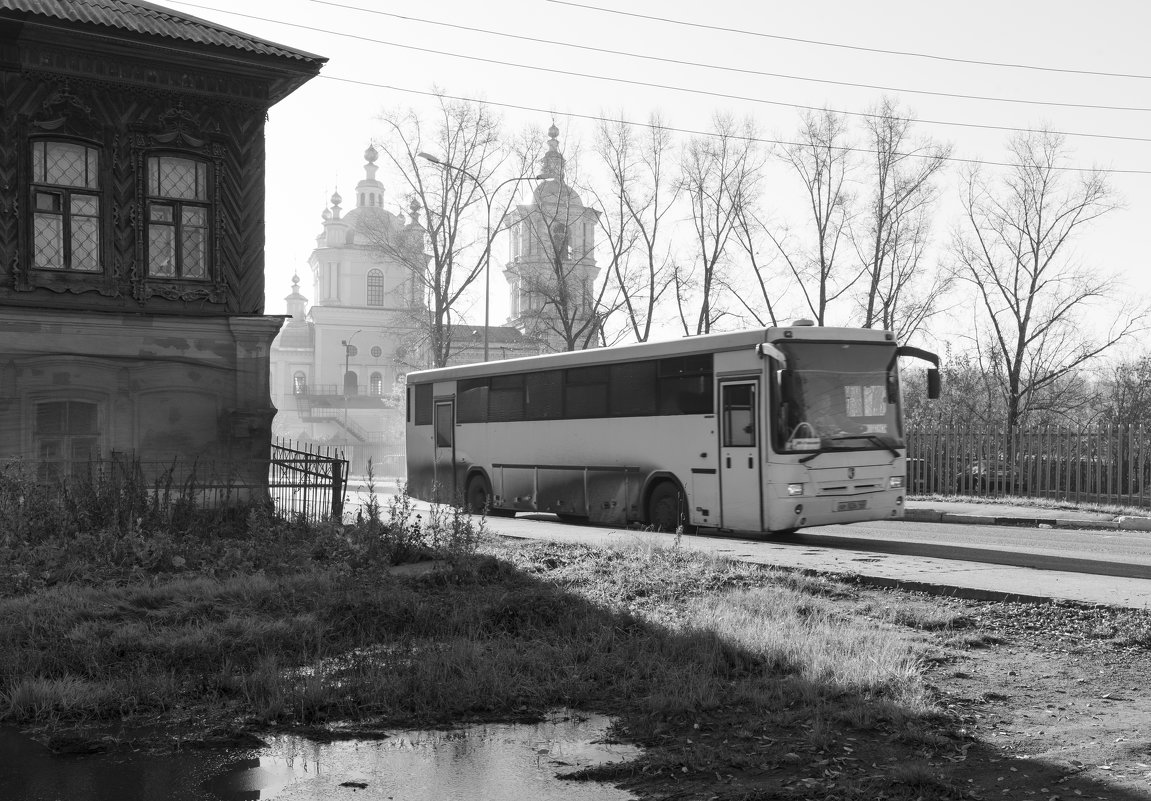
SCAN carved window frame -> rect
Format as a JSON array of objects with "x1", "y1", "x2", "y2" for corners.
[{"x1": 130, "y1": 136, "x2": 227, "y2": 305}]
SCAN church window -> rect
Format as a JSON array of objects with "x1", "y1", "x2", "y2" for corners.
[
  {"x1": 367, "y1": 269, "x2": 385, "y2": 306},
  {"x1": 31, "y1": 140, "x2": 102, "y2": 272},
  {"x1": 146, "y1": 155, "x2": 210, "y2": 279},
  {"x1": 370, "y1": 372, "x2": 384, "y2": 396},
  {"x1": 371, "y1": 345, "x2": 382, "y2": 358},
  {"x1": 293, "y1": 372, "x2": 307, "y2": 394}
]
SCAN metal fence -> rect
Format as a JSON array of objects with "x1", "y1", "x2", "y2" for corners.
[
  {"x1": 907, "y1": 424, "x2": 1151, "y2": 508},
  {"x1": 269, "y1": 438, "x2": 347, "y2": 520}
]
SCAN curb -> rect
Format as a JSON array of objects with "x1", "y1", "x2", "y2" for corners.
[{"x1": 904, "y1": 508, "x2": 1139, "y2": 531}]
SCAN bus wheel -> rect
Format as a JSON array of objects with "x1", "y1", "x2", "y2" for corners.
[
  {"x1": 647, "y1": 481, "x2": 683, "y2": 532},
  {"x1": 465, "y1": 475, "x2": 492, "y2": 515}
]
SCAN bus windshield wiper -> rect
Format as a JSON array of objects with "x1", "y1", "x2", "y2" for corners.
[{"x1": 828, "y1": 433, "x2": 899, "y2": 458}]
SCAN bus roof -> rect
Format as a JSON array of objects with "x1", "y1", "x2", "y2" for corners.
[{"x1": 406, "y1": 325, "x2": 897, "y2": 384}]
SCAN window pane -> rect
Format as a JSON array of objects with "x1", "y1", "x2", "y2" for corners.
[
  {"x1": 610, "y1": 361, "x2": 658, "y2": 417},
  {"x1": 525, "y1": 371, "x2": 563, "y2": 420},
  {"x1": 722, "y1": 384, "x2": 756, "y2": 447},
  {"x1": 36, "y1": 402, "x2": 67, "y2": 434},
  {"x1": 42, "y1": 142, "x2": 97, "y2": 188},
  {"x1": 565, "y1": 383, "x2": 607, "y2": 418},
  {"x1": 182, "y1": 224, "x2": 207, "y2": 279},
  {"x1": 489, "y1": 374, "x2": 525, "y2": 423},
  {"x1": 659, "y1": 375, "x2": 713, "y2": 415},
  {"x1": 434, "y1": 402, "x2": 453, "y2": 448},
  {"x1": 68, "y1": 402, "x2": 98, "y2": 434},
  {"x1": 70, "y1": 214, "x2": 101, "y2": 272},
  {"x1": 152, "y1": 157, "x2": 205, "y2": 200},
  {"x1": 457, "y1": 378, "x2": 489, "y2": 424},
  {"x1": 413, "y1": 383, "x2": 433, "y2": 426},
  {"x1": 150, "y1": 203, "x2": 174, "y2": 223},
  {"x1": 33, "y1": 215, "x2": 63, "y2": 270},
  {"x1": 35, "y1": 191, "x2": 61, "y2": 212},
  {"x1": 148, "y1": 225, "x2": 176, "y2": 277},
  {"x1": 182, "y1": 206, "x2": 206, "y2": 227}
]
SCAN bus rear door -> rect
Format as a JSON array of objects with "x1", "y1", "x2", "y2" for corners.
[
  {"x1": 719, "y1": 379, "x2": 763, "y2": 531},
  {"x1": 433, "y1": 398, "x2": 456, "y2": 500}
]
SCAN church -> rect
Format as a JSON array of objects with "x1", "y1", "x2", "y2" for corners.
[{"x1": 270, "y1": 126, "x2": 601, "y2": 475}]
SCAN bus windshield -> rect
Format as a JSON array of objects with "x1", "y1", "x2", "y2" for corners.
[{"x1": 775, "y1": 341, "x2": 902, "y2": 454}]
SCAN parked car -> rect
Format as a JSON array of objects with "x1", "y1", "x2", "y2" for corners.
[{"x1": 955, "y1": 459, "x2": 1027, "y2": 495}]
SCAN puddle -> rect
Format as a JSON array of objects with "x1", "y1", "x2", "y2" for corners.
[{"x1": 1, "y1": 712, "x2": 639, "y2": 801}]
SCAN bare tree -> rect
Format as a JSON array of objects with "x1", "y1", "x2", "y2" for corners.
[
  {"x1": 675, "y1": 113, "x2": 763, "y2": 335},
  {"x1": 365, "y1": 94, "x2": 529, "y2": 368},
  {"x1": 854, "y1": 98, "x2": 953, "y2": 341},
  {"x1": 951, "y1": 129, "x2": 1146, "y2": 428},
  {"x1": 591, "y1": 113, "x2": 678, "y2": 343},
  {"x1": 505, "y1": 124, "x2": 608, "y2": 351},
  {"x1": 780, "y1": 108, "x2": 860, "y2": 325},
  {"x1": 1097, "y1": 353, "x2": 1151, "y2": 428},
  {"x1": 725, "y1": 200, "x2": 794, "y2": 328}
]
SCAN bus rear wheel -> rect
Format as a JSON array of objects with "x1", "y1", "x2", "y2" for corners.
[
  {"x1": 465, "y1": 475, "x2": 492, "y2": 515},
  {"x1": 647, "y1": 481, "x2": 683, "y2": 532}
]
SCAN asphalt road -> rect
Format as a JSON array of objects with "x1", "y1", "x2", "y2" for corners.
[{"x1": 349, "y1": 489, "x2": 1151, "y2": 607}]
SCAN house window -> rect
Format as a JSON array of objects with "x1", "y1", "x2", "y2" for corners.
[
  {"x1": 367, "y1": 269, "x2": 385, "y2": 306},
  {"x1": 146, "y1": 156, "x2": 210, "y2": 279},
  {"x1": 370, "y1": 372, "x2": 384, "y2": 395},
  {"x1": 293, "y1": 372, "x2": 307, "y2": 395},
  {"x1": 371, "y1": 346, "x2": 382, "y2": 358},
  {"x1": 35, "y1": 400, "x2": 99, "y2": 479},
  {"x1": 31, "y1": 140, "x2": 102, "y2": 272}
]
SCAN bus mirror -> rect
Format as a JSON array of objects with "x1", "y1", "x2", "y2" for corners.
[
  {"x1": 756, "y1": 342, "x2": 787, "y2": 367},
  {"x1": 927, "y1": 368, "x2": 941, "y2": 399}
]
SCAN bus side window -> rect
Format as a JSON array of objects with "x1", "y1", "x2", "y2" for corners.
[
  {"x1": 489, "y1": 374, "x2": 525, "y2": 422},
  {"x1": 434, "y1": 401, "x2": 453, "y2": 447},
  {"x1": 609, "y1": 361, "x2": 658, "y2": 416},
  {"x1": 413, "y1": 384, "x2": 433, "y2": 426}
]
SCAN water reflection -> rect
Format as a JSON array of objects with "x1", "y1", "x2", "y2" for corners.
[{"x1": 1, "y1": 713, "x2": 639, "y2": 801}]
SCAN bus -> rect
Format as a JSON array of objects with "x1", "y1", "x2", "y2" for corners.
[{"x1": 405, "y1": 322, "x2": 939, "y2": 535}]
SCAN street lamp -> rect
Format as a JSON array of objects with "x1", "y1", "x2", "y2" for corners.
[
  {"x1": 418, "y1": 151, "x2": 544, "y2": 362},
  {"x1": 340, "y1": 329, "x2": 362, "y2": 428}
]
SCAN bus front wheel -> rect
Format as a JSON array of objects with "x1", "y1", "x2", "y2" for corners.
[{"x1": 647, "y1": 481, "x2": 684, "y2": 532}]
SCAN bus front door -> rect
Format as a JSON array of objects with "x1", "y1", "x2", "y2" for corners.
[
  {"x1": 433, "y1": 399, "x2": 456, "y2": 501},
  {"x1": 719, "y1": 380, "x2": 763, "y2": 531}
]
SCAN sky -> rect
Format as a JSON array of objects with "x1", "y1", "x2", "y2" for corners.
[{"x1": 160, "y1": 0, "x2": 1151, "y2": 350}]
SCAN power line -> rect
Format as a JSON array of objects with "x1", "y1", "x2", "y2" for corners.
[
  {"x1": 548, "y1": 0, "x2": 1151, "y2": 82},
  {"x1": 317, "y1": 76, "x2": 1151, "y2": 176},
  {"x1": 303, "y1": 0, "x2": 1151, "y2": 114},
  {"x1": 167, "y1": 0, "x2": 1151, "y2": 146}
]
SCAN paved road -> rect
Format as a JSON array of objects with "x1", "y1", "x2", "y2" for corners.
[{"x1": 347, "y1": 488, "x2": 1151, "y2": 608}]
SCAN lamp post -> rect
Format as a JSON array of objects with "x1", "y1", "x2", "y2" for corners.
[
  {"x1": 418, "y1": 152, "x2": 543, "y2": 362},
  {"x1": 340, "y1": 329, "x2": 361, "y2": 429}
]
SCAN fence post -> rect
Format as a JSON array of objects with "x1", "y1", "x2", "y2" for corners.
[{"x1": 330, "y1": 451, "x2": 345, "y2": 520}]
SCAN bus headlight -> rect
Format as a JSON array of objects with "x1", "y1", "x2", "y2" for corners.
[
  {"x1": 889, "y1": 476, "x2": 905, "y2": 489},
  {"x1": 787, "y1": 483, "x2": 804, "y2": 496}
]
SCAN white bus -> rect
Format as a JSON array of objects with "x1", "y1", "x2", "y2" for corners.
[{"x1": 405, "y1": 322, "x2": 939, "y2": 535}]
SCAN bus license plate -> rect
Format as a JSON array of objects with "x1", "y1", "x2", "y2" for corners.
[{"x1": 836, "y1": 500, "x2": 867, "y2": 512}]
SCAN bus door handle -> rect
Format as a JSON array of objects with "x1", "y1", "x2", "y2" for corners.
[
  {"x1": 726, "y1": 456, "x2": 731, "y2": 468},
  {"x1": 748, "y1": 455, "x2": 754, "y2": 469}
]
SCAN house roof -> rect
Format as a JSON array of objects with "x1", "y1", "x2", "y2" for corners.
[{"x1": 0, "y1": 0, "x2": 326, "y2": 65}]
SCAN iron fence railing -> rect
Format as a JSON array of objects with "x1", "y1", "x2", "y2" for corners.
[
  {"x1": 270, "y1": 438, "x2": 347, "y2": 520},
  {"x1": 906, "y1": 424, "x2": 1151, "y2": 508}
]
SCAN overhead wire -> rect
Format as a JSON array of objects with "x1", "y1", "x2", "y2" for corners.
[
  {"x1": 547, "y1": 0, "x2": 1151, "y2": 82},
  {"x1": 302, "y1": 0, "x2": 1151, "y2": 114},
  {"x1": 318, "y1": 76, "x2": 1151, "y2": 176},
  {"x1": 163, "y1": 0, "x2": 1151, "y2": 174}
]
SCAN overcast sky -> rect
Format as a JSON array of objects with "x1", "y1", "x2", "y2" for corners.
[{"x1": 162, "y1": 0, "x2": 1151, "y2": 347}]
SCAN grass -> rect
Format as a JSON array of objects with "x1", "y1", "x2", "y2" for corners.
[
  {"x1": 1, "y1": 527, "x2": 942, "y2": 758},
  {"x1": 912, "y1": 491, "x2": 1150, "y2": 517}
]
